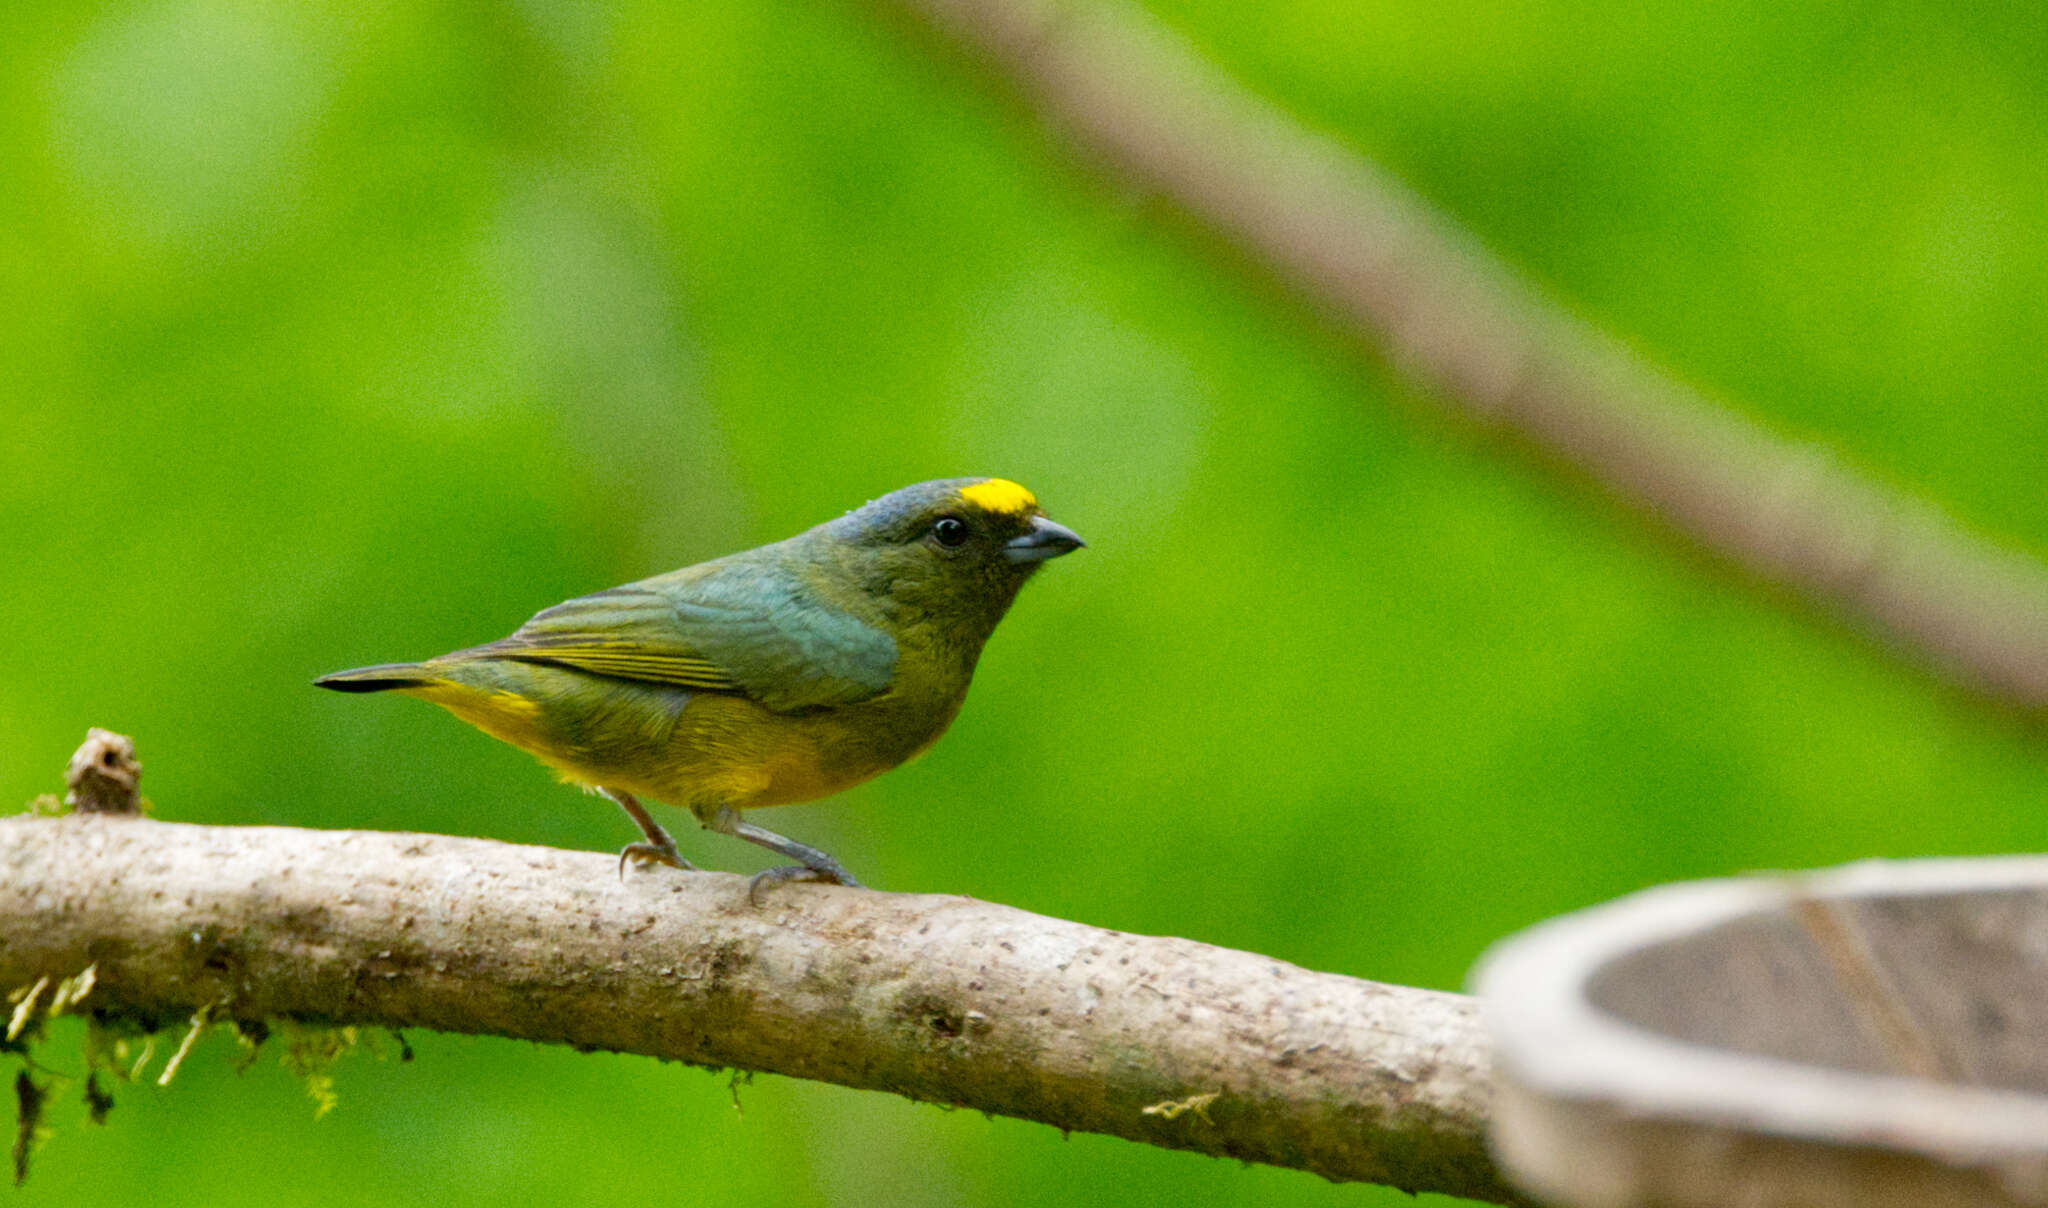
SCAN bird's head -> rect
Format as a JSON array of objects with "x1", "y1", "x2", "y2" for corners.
[{"x1": 810, "y1": 478, "x2": 1084, "y2": 648}]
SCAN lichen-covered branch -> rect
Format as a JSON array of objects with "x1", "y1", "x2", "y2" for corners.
[
  {"x1": 867, "y1": 0, "x2": 2048, "y2": 710},
  {"x1": 0, "y1": 813, "x2": 1521, "y2": 1204}
]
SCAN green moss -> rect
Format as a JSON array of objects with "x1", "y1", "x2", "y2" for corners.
[
  {"x1": 7, "y1": 965, "x2": 389, "y2": 1181},
  {"x1": 277, "y1": 1021, "x2": 363, "y2": 1120}
]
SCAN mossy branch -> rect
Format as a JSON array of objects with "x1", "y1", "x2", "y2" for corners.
[{"x1": 0, "y1": 811, "x2": 1520, "y2": 1203}]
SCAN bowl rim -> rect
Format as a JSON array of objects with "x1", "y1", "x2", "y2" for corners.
[{"x1": 1474, "y1": 854, "x2": 2048, "y2": 1161}]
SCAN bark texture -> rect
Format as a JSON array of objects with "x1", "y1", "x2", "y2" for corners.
[
  {"x1": 0, "y1": 814, "x2": 1522, "y2": 1204},
  {"x1": 866, "y1": 0, "x2": 2048, "y2": 711}
]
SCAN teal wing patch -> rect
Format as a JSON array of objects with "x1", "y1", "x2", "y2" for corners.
[{"x1": 453, "y1": 562, "x2": 897, "y2": 713}]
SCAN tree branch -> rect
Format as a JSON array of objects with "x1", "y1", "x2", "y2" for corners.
[
  {"x1": 0, "y1": 814, "x2": 1522, "y2": 1204},
  {"x1": 864, "y1": 0, "x2": 2048, "y2": 711}
]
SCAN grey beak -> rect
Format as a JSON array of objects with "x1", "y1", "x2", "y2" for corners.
[{"x1": 1004, "y1": 516, "x2": 1086, "y2": 563}]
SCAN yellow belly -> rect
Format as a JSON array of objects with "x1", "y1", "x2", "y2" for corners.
[
  {"x1": 634, "y1": 693, "x2": 914, "y2": 809},
  {"x1": 413, "y1": 676, "x2": 951, "y2": 816}
]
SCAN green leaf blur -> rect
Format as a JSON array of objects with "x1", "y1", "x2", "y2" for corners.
[{"x1": 5, "y1": 0, "x2": 2046, "y2": 1203}]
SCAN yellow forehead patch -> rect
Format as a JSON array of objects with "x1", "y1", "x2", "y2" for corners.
[{"x1": 958, "y1": 478, "x2": 1038, "y2": 516}]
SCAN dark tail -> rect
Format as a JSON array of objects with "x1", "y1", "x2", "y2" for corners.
[{"x1": 314, "y1": 663, "x2": 435, "y2": 693}]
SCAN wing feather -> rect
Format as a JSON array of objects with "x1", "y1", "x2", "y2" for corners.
[{"x1": 447, "y1": 566, "x2": 896, "y2": 712}]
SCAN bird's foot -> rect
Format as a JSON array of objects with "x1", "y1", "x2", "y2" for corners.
[
  {"x1": 707, "y1": 810, "x2": 864, "y2": 904},
  {"x1": 616, "y1": 839, "x2": 696, "y2": 880},
  {"x1": 747, "y1": 861, "x2": 862, "y2": 905},
  {"x1": 604, "y1": 787, "x2": 696, "y2": 880}
]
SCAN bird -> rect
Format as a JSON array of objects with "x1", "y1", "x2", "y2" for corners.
[{"x1": 315, "y1": 478, "x2": 1083, "y2": 896}]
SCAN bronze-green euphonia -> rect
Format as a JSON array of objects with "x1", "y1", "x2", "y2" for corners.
[{"x1": 316, "y1": 478, "x2": 1083, "y2": 894}]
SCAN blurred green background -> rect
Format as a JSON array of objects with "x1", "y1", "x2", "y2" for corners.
[{"x1": 5, "y1": 0, "x2": 2047, "y2": 1202}]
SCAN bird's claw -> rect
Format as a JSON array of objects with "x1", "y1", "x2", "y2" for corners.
[
  {"x1": 746, "y1": 863, "x2": 862, "y2": 905},
  {"x1": 618, "y1": 840, "x2": 696, "y2": 880}
]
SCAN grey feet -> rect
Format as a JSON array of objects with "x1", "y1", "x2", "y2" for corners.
[
  {"x1": 708, "y1": 806, "x2": 863, "y2": 902},
  {"x1": 604, "y1": 790, "x2": 863, "y2": 902},
  {"x1": 742, "y1": 853, "x2": 862, "y2": 905},
  {"x1": 617, "y1": 838, "x2": 695, "y2": 877},
  {"x1": 604, "y1": 788, "x2": 697, "y2": 879}
]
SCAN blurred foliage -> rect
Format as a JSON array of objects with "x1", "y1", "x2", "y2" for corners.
[{"x1": 4, "y1": 0, "x2": 2047, "y2": 1203}]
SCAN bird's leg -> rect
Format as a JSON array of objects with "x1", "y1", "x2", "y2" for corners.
[
  {"x1": 603, "y1": 787, "x2": 695, "y2": 878},
  {"x1": 700, "y1": 805, "x2": 863, "y2": 902}
]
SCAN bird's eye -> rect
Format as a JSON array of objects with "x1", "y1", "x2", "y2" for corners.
[{"x1": 930, "y1": 516, "x2": 971, "y2": 548}]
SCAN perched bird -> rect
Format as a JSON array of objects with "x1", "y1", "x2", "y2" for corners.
[{"x1": 316, "y1": 478, "x2": 1083, "y2": 895}]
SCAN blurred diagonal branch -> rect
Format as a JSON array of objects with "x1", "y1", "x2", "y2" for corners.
[
  {"x1": 871, "y1": 0, "x2": 2048, "y2": 709},
  {"x1": 0, "y1": 814, "x2": 1524, "y2": 1204}
]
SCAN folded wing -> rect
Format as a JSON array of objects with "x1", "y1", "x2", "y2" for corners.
[{"x1": 450, "y1": 564, "x2": 897, "y2": 713}]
